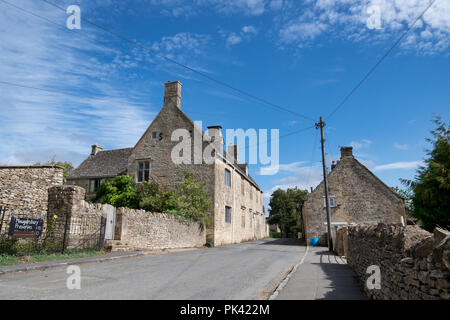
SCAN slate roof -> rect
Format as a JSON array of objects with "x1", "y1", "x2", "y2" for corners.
[{"x1": 67, "y1": 148, "x2": 133, "y2": 179}]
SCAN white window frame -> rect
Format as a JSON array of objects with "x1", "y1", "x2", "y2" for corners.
[{"x1": 323, "y1": 196, "x2": 336, "y2": 208}]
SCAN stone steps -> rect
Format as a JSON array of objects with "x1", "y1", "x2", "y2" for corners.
[{"x1": 104, "y1": 240, "x2": 134, "y2": 252}]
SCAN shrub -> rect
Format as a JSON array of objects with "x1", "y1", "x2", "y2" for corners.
[
  {"x1": 139, "y1": 182, "x2": 178, "y2": 213},
  {"x1": 94, "y1": 175, "x2": 140, "y2": 209},
  {"x1": 174, "y1": 171, "x2": 212, "y2": 227}
]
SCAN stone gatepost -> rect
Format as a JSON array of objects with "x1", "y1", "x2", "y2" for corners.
[{"x1": 47, "y1": 185, "x2": 86, "y2": 241}]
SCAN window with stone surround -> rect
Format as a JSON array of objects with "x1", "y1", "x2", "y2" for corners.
[
  {"x1": 225, "y1": 206, "x2": 231, "y2": 224},
  {"x1": 241, "y1": 176, "x2": 244, "y2": 195},
  {"x1": 89, "y1": 179, "x2": 100, "y2": 193},
  {"x1": 138, "y1": 161, "x2": 150, "y2": 182},
  {"x1": 241, "y1": 208, "x2": 245, "y2": 228},
  {"x1": 225, "y1": 169, "x2": 231, "y2": 187},
  {"x1": 323, "y1": 196, "x2": 336, "y2": 208}
]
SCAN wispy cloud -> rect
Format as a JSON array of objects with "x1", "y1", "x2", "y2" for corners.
[
  {"x1": 0, "y1": 0, "x2": 157, "y2": 166},
  {"x1": 373, "y1": 161, "x2": 424, "y2": 171},
  {"x1": 350, "y1": 139, "x2": 373, "y2": 150},
  {"x1": 276, "y1": 0, "x2": 450, "y2": 54},
  {"x1": 393, "y1": 143, "x2": 409, "y2": 150}
]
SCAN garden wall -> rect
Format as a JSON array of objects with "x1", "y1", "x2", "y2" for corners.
[
  {"x1": 117, "y1": 207, "x2": 206, "y2": 250},
  {"x1": 345, "y1": 223, "x2": 449, "y2": 300},
  {"x1": 0, "y1": 166, "x2": 63, "y2": 236},
  {"x1": 48, "y1": 185, "x2": 205, "y2": 250}
]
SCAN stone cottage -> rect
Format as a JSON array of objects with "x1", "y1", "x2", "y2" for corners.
[
  {"x1": 67, "y1": 81, "x2": 269, "y2": 246},
  {"x1": 302, "y1": 146, "x2": 406, "y2": 246}
]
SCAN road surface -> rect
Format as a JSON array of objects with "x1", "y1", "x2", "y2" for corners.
[{"x1": 0, "y1": 238, "x2": 304, "y2": 300}]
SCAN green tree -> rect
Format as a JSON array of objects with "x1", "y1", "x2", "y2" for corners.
[
  {"x1": 268, "y1": 187, "x2": 308, "y2": 237},
  {"x1": 394, "y1": 186, "x2": 414, "y2": 211},
  {"x1": 173, "y1": 171, "x2": 212, "y2": 227},
  {"x1": 94, "y1": 175, "x2": 140, "y2": 209},
  {"x1": 402, "y1": 116, "x2": 450, "y2": 231},
  {"x1": 139, "y1": 182, "x2": 178, "y2": 213}
]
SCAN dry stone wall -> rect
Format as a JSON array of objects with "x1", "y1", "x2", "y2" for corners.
[
  {"x1": 346, "y1": 223, "x2": 449, "y2": 300},
  {"x1": 48, "y1": 185, "x2": 205, "y2": 250},
  {"x1": 118, "y1": 207, "x2": 205, "y2": 250},
  {"x1": 0, "y1": 166, "x2": 63, "y2": 236}
]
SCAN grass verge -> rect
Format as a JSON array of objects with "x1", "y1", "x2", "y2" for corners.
[{"x1": 0, "y1": 248, "x2": 104, "y2": 266}]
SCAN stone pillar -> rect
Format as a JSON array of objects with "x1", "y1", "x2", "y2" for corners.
[{"x1": 47, "y1": 185, "x2": 85, "y2": 240}]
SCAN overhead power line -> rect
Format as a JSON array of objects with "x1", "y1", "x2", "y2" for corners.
[
  {"x1": 41, "y1": 0, "x2": 315, "y2": 122},
  {"x1": 326, "y1": 0, "x2": 438, "y2": 121}
]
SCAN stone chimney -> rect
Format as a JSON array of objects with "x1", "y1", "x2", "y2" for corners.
[
  {"x1": 207, "y1": 125, "x2": 224, "y2": 144},
  {"x1": 91, "y1": 144, "x2": 103, "y2": 156},
  {"x1": 164, "y1": 81, "x2": 182, "y2": 108},
  {"x1": 227, "y1": 144, "x2": 238, "y2": 164},
  {"x1": 340, "y1": 146, "x2": 353, "y2": 159}
]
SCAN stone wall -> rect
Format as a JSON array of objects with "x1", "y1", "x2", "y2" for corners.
[
  {"x1": 117, "y1": 207, "x2": 206, "y2": 250},
  {"x1": 346, "y1": 223, "x2": 449, "y2": 300},
  {"x1": 0, "y1": 166, "x2": 63, "y2": 236},
  {"x1": 48, "y1": 186, "x2": 105, "y2": 249},
  {"x1": 48, "y1": 185, "x2": 205, "y2": 250}
]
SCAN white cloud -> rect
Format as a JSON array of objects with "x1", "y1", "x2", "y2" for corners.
[
  {"x1": 219, "y1": 25, "x2": 259, "y2": 47},
  {"x1": 277, "y1": 0, "x2": 450, "y2": 54},
  {"x1": 393, "y1": 143, "x2": 409, "y2": 150},
  {"x1": 350, "y1": 139, "x2": 372, "y2": 150},
  {"x1": 203, "y1": 0, "x2": 267, "y2": 15},
  {"x1": 0, "y1": 1, "x2": 157, "y2": 166},
  {"x1": 373, "y1": 160, "x2": 424, "y2": 171}
]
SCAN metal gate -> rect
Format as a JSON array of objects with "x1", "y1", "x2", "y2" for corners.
[{"x1": 103, "y1": 204, "x2": 116, "y2": 240}]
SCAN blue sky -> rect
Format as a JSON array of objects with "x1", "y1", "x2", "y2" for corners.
[{"x1": 0, "y1": 0, "x2": 449, "y2": 210}]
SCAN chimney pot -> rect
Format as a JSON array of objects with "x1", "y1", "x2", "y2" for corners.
[
  {"x1": 91, "y1": 144, "x2": 103, "y2": 156},
  {"x1": 340, "y1": 146, "x2": 353, "y2": 159},
  {"x1": 164, "y1": 81, "x2": 182, "y2": 108}
]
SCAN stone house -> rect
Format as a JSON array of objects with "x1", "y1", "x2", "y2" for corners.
[
  {"x1": 302, "y1": 146, "x2": 406, "y2": 246},
  {"x1": 67, "y1": 81, "x2": 268, "y2": 246}
]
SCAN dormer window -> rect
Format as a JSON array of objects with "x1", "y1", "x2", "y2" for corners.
[{"x1": 138, "y1": 161, "x2": 150, "y2": 182}]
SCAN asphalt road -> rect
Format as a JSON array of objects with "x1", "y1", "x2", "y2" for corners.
[{"x1": 0, "y1": 238, "x2": 304, "y2": 300}]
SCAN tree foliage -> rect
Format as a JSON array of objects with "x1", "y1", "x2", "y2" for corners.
[
  {"x1": 94, "y1": 172, "x2": 212, "y2": 226},
  {"x1": 172, "y1": 171, "x2": 212, "y2": 227},
  {"x1": 402, "y1": 116, "x2": 450, "y2": 231},
  {"x1": 139, "y1": 182, "x2": 178, "y2": 213},
  {"x1": 94, "y1": 175, "x2": 140, "y2": 209},
  {"x1": 268, "y1": 187, "x2": 308, "y2": 237}
]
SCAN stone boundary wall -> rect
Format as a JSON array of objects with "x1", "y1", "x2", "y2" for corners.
[
  {"x1": 346, "y1": 223, "x2": 449, "y2": 300},
  {"x1": 117, "y1": 207, "x2": 206, "y2": 250},
  {"x1": 0, "y1": 166, "x2": 63, "y2": 236},
  {"x1": 48, "y1": 186, "x2": 205, "y2": 250},
  {"x1": 48, "y1": 186, "x2": 105, "y2": 249}
]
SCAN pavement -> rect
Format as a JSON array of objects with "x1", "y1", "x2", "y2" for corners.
[
  {"x1": 0, "y1": 238, "x2": 305, "y2": 300},
  {"x1": 275, "y1": 246, "x2": 367, "y2": 300}
]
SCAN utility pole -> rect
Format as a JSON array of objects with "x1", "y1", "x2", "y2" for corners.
[{"x1": 316, "y1": 117, "x2": 333, "y2": 251}]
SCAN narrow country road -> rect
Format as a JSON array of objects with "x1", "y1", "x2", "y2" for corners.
[{"x1": 0, "y1": 239, "x2": 304, "y2": 300}]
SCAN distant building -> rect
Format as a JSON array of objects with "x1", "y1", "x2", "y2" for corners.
[
  {"x1": 67, "y1": 81, "x2": 269, "y2": 246},
  {"x1": 302, "y1": 146, "x2": 406, "y2": 246}
]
